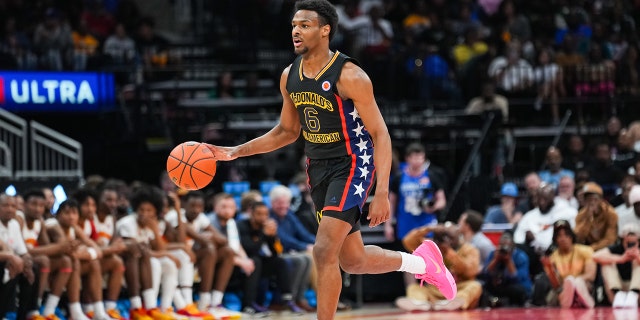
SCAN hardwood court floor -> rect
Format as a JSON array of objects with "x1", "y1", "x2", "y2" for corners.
[{"x1": 261, "y1": 304, "x2": 639, "y2": 320}]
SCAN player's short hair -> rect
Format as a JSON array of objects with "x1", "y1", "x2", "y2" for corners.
[
  {"x1": 56, "y1": 199, "x2": 79, "y2": 214},
  {"x1": 464, "y1": 210, "x2": 484, "y2": 233},
  {"x1": 72, "y1": 188, "x2": 98, "y2": 206},
  {"x1": 130, "y1": 187, "x2": 164, "y2": 214},
  {"x1": 184, "y1": 190, "x2": 205, "y2": 203},
  {"x1": 294, "y1": 0, "x2": 339, "y2": 40},
  {"x1": 23, "y1": 188, "x2": 46, "y2": 202}
]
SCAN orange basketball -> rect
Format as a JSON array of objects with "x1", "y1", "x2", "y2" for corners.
[{"x1": 166, "y1": 141, "x2": 217, "y2": 190}]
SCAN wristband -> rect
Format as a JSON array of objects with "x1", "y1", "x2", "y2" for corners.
[{"x1": 88, "y1": 248, "x2": 98, "y2": 260}]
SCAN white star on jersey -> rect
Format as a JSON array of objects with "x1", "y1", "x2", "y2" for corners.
[
  {"x1": 353, "y1": 182, "x2": 365, "y2": 197},
  {"x1": 349, "y1": 109, "x2": 360, "y2": 121},
  {"x1": 359, "y1": 151, "x2": 371, "y2": 165},
  {"x1": 352, "y1": 122, "x2": 365, "y2": 137},
  {"x1": 359, "y1": 166, "x2": 370, "y2": 179},
  {"x1": 356, "y1": 138, "x2": 368, "y2": 152}
]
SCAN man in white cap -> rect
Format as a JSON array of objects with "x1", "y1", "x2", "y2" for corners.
[
  {"x1": 593, "y1": 223, "x2": 640, "y2": 308},
  {"x1": 618, "y1": 185, "x2": 640, "y2": 237}
]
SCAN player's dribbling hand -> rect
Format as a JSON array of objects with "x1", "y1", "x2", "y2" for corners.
[
  {"x1": 204, "y1": 144, "x2": 237, "y2": 161},
  {"x1": 367, "y1": 195, "x2": 390, "y2": 228}
]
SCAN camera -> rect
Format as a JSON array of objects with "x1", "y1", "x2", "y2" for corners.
[
  {"x1": 627, "y1": 241, "x2": 637, "y2": 249},
  {"x1": 498, "y1": 245, "x2": 512, "y2": 254},
  {"x1": 432, "y1": 230, "x2": 449, "y2": 244},
  {"x1": 421, "y1": 198, "x2": 435, "y2": 208}
]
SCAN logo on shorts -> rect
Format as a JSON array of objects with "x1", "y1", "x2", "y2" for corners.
[
  {"x1": 321, "y1": 81, "x2": 331, "y2": 91},
  {"x1": 330, "y1": 196, "x2": 337, "y2": 204}
]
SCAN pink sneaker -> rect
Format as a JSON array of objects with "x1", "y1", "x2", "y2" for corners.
[{"x1": 412, "y1": 240, "x2": 457, "y2": 300}]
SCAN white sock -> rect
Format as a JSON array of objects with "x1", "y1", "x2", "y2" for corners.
[
  {"x1": 105, "y1": 300, "x2": 117, "y2": 311},
  {"x1": 398, "y1": 251, "x2": 427, "y2": 274},
  {"x1": 181, "y1": 287, "x2": 193, "y2": 305},
  {"x1": 94, "y1": 301, "x2": 107, "y2": 318},
  {"x1": 174, "y1": 290, "x2": 187, "y2": 310},
  {"x1": 211, "y1": 290, "x2": 224, "y2": 307},
  {"x1": 42, "y1": 294, "x2": 60, "y2": 316},
  {"x1": 198, "y1": 292, "x2": 211, "y2": 310},
  {"x1": 142, "y1": 288, "x2": 158, "y2": 309},
  {"x1": 82, "y1": 303, "x2": 94, "y2": 313},
  {"x1": 130, "y1": 296, "x2": 143, "y2": 309},
  {"x1": 70, "y1": 302, "x2": 90, "y2": 320}
]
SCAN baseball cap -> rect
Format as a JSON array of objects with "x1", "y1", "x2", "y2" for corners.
[
  {"x1": 552, "y1": 219, "x2": 575, "y2": 241},
  {"x1": 500, "y1": 182, "x2": 518, "y2": 197},
  {"x1": 630, "y1": 185, "x2": 640, "y2": 205},
  {"x1": 582, "y1": 182, "x2": 603, "y2": 196}
]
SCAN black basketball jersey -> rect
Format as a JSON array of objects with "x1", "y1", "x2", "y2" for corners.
[{"x1": 286, "y1": 51, "x2": 374, "y2": 160}]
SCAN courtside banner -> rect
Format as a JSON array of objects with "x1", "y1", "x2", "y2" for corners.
[{"x1": 0, "y1": 71, "x2": 115, "y2": 112}]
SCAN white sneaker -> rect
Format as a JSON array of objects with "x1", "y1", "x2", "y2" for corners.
[
  {"x1": 624, "y1": 291, "x2": 639, "y2": 308},
  {"x1": 432, "y1": 298, "x2": 465, "y2": 311},
  {"x1": 613, "y1": 291, "x2": 628, "y2": 308},
  {"x1": 209, "y1": 305, "x2": 242, "y2": 319},
  {"x1": 395, "y1": 297, "x2": 431, "y2": 311},
  {"x1": 574, "y1": 278, "x2": 595, "y2": 308}
]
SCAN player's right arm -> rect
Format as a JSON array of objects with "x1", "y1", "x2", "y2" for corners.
[
  {"x1": 32, "y1": 221, "x2": 73, "y2": 256},
  {"x1": 205, "y1": 66, "x2": 301, "y2": 160}
]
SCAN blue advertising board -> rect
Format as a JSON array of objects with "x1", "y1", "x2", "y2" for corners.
[{"x1": 0, "y1": 71, "x2": 115, "y2": 112}]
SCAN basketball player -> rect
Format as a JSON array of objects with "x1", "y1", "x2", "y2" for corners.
[
  {"x1": 115, "y1": 187, "x2": 176, "y2": 320},
  {"x1": 72, "y1": 189, "x2": 126, "y2": 319},
  {"x1": 205, "y1": 1, "x2": 456, "y2": 318},
  {"x1": 164, "y1": 191, "x2": 237, "y2": 316},
  {"x1": 0, "y1": 194, "x2": 41, "y2": 320},
  {"x1": 46, "y1": 200, "x2": 113, "y2": 320},
  {"x1": 17, "y1": 189, "x2": 78, "y2": 320}
]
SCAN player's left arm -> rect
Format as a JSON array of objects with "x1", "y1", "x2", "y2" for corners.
[{"x1": 337, "y1": 61, "x2": 392, "y2": 227}]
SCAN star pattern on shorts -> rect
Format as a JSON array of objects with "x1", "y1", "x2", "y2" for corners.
[
  {"x1": 356, "y1": 138, "x2": 368, "y2": 152},
  {"x1": 352, "y1": 122, "x2": 365, "y2": 137},
  {"x1": 359, "y1": 151, "x2": 371, "y2": 165},
  {"x1": 359, "y1": 166, "x2": 369, "y2": 179},
  {"x1": 353, "y1": 182, "x2": 365, "y2": 197},
  {"x1": 349, "y1": 109, "x2": 360, "y2": 121}
]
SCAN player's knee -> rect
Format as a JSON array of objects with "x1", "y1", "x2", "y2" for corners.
[
  {"x1": 37, "y1": 255, "x2": 51, "y2": 269},
  {"x1": 59, "y1": 255, "x2": 72, "y2": 269},
  {"x1": 312, "y1": 242, "x2": 339, "y2": 265},
  {"x1": 339, "y1": 258, "x2": 365, "y2": 274},
  {"x1": 89, "y1": 259, "x2": 102, "y2": 273},
  {"x1": 220, "y1": 245, "x2": 234, "y2": 259}
]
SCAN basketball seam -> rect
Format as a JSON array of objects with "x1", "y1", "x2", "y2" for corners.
[
  {"x1": 167, "y1": 154, "x2": 184, "y2": 173},
  {"x1": 179, "y1": 143, "x2": 200, "y2": 187}
]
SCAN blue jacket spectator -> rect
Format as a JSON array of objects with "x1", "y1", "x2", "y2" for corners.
[{"x1": 481, "y1": 232, "x2": 532, "y2": 306}]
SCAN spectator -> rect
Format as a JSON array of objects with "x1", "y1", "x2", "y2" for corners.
[
  {"x1": 71, "y1": 20, "x2": 99, "y2": 71},
  {"x1": 497, "y1": 0, "x2": 532, "y2": 48},
  {"x1": 533, "y1": 48, "x2": 564, "y2": 124},
  {"x1": 268, "y1": 185, "x2": 314, "y2": 312},
  {"x1": 459, "y1": 210, "x2": 495, "y2": 271},
  {"x1": 562, "y1": 134, "x2": 592, "y2": 173},
  {"x1": 575, "y1": 45, "x2": 615, "y2": 99},
  {"x1": 80, "y1": 0, "x2": 116, "y2": 41},
  {"x1": 405, "y1": 42, "x2": 460, "y2": 104},
  {"x1": 532, "y1": 220, "x2": 596, "y2": 308},
  {"x1": 539, "y1": 146, "x2": 575, "y2": 188},
  {"x1": 487, "y1": 41, "x2": 535, "y2": 98},
  {"x1": 452, "y1": 26, "x2": 488, "y2": 70},
  {"x1": 555, "y1": 176, "x2": 579, "y2": 209},
  {"x1": 588, "y1": 142, "x2": 625, "y2": 199},
  {"x1": 33, "y1": 8, "x2": 73, "y2": 70},
  {"x1": 388, "y1": 142, "x2": 446, "y2": 242},
  {"x1": 593, "y1": 224, "x2": 640, "y2": 308},
  {"x1": 574, "y1": 182, "x2": 618, "y2": 251},
  {"x1": 235, "y1": 190, "x2": 262, "y2": 221},
  {"x1": 237, "y1": 202, "x2": 297, "y2": 315},
  {"x1": 516, "y1": 172, "x2": 542, "y2": 215},
  {"x1": 484, "y1": 182, "x2": 522, "y2": 225},
  {"x1": 514, "y1": 183, "x2": 578, "y2": 254},
  {"x1": 465, "y1": 81, "x2": 509, "y2": 123},
  {"x1": 396, "y1": 224, "x2": 482, "y2": 311},
  {"x1": 289, "y1": 173, "x2": 317, "y2": 235},
  {"x1": 0, "y1": 17, "x2": 37, "y2": 70},
  {"x1": 481, "y1": 232, "x2": 532, "y2": 307},
  {"x1": 213, "y1": 70, "x2": 236, "y2": 99},
  {"x1": 103, "y1": 23, "x2": 136, "y2": 64},
  {"x1": 613, "y1": 129, "x2": 638, "y2": 174},
  {"x1": 618, "y1": 185, "x2": 640, "y2": 237}
]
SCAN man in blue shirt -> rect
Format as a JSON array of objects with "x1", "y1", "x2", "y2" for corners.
[
  {"x1": 484, "y1": 182, "x2": 522, "y2": 225},
  {"x1": 481, "y1": 232, "x2": 532, "y2": 307},
  {"x1": 538, "y1": 146, "x2": 575, "y2": 188}
]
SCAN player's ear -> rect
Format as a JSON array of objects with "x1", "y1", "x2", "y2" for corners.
[{"x1": 322, "y1": 24, "x2": 330, "y2": 38}]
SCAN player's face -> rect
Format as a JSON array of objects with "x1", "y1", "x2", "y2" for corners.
[
  {"x1": 80, "y1": 197, "x2": 97, "y2": 220},
  {"x1": 291, "y1": 10, "x2": 329, "y2": 55},
  {"x1": 136, "y1": 202, "x2": 156, "y2": 226},
  {"x1": 0, "y1": 195, "x2": 17, "y2": 223},
  {"x1": 24, "y1": 196, "x2": 45, "y2": 219},
  {"x1": 57, "y1": 206, "x2": 79, "y2": 228},
  {"x1": 215, "y1": 198, "x2": 237, "y2": 220},
  {"x1": 100, "y1": 190, "x2": 118, "y2": 214},
  {"x1": 185, "y1": 197, "x2": 205, "y2": 221}
]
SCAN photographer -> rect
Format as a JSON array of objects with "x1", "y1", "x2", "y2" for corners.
[
  {"x1": 396, "y1": 224, "x2": 482, "y2": 311},
  {"x1": 481, "y1": 232, "x2": 532, "y2": 307},
  {"x1": 593, "y1": 224, "x2": 640, "y2": 308}
]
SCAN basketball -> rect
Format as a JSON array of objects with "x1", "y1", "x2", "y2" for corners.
[{"x1": 166, "y1": 141, "x2": 217, "y2": 190}]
